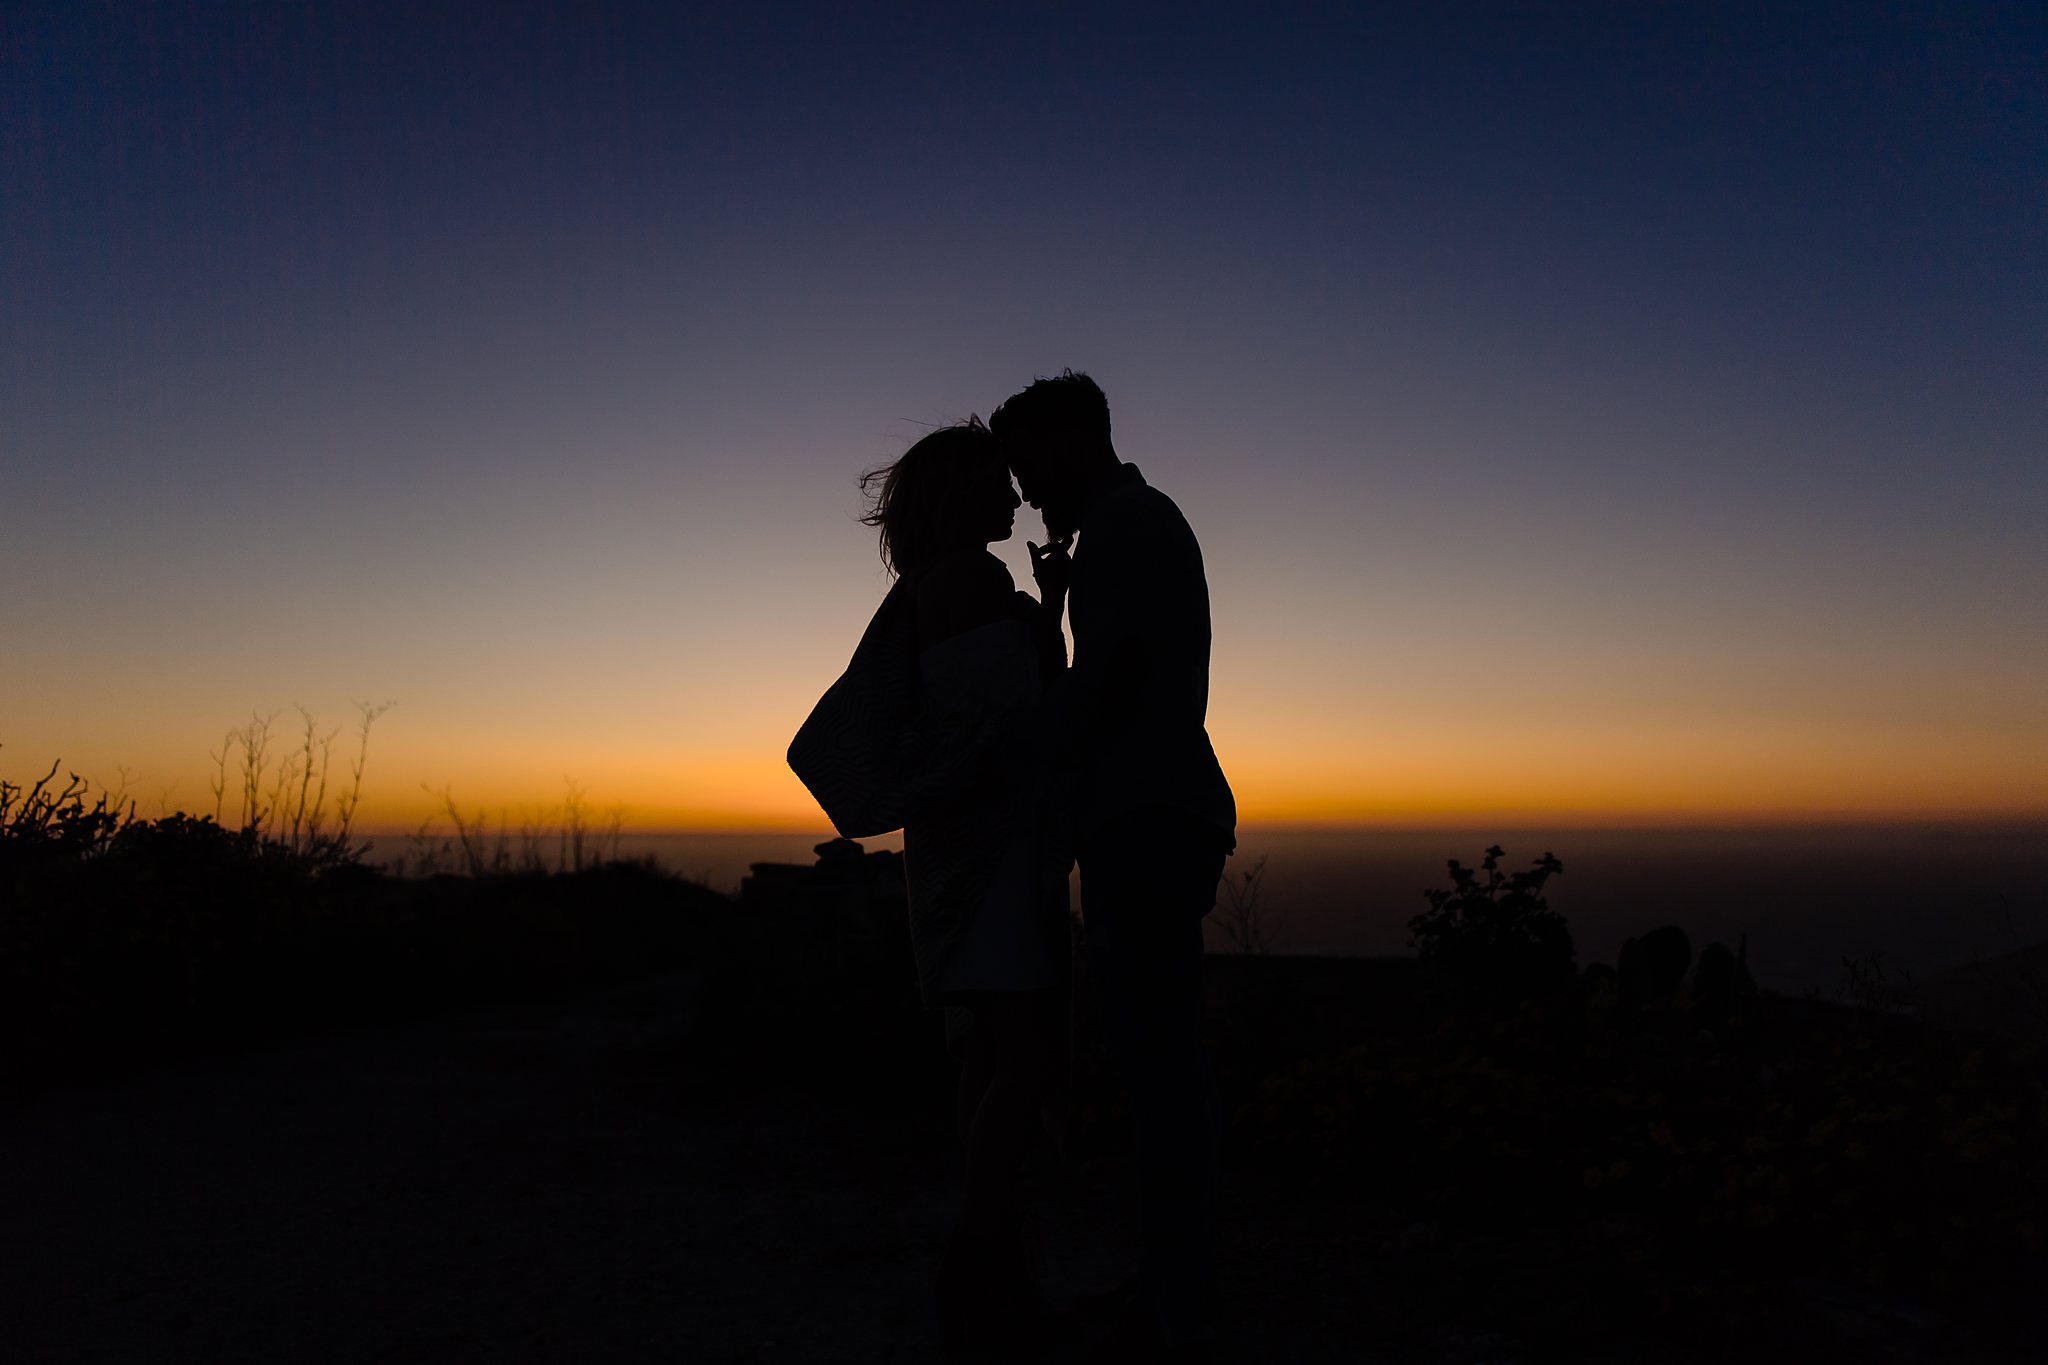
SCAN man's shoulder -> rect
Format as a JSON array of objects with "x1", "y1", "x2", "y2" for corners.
[
  {"x1": 1131, "y1": 481, "x2": 1190, "y2": 525},
  {"x1": 1090, "y1": 484, "x2": 1200, "y2": 565},
  {"x1": 1091, "y1": 468, "x2": 1188, "y2": 532}
]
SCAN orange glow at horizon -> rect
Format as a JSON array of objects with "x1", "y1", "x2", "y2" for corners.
[{"x1": 12, "y1": 704, "x2": 2038, "y2": 837}]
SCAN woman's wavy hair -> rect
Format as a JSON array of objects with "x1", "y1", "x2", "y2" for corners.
[{"x1": 858, "y1": 418, "x2": 1001, "y2": 577}]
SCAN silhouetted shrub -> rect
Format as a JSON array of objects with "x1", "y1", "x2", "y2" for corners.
[
  {"x1": 0, "y1": 761, "x2": 133, "y2": 867},
  {"x1": 1409, "y1": 845, "x2": 1574, "y2": 996}
]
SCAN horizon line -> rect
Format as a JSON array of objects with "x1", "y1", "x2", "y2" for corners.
[{"x1": 350, "y1": 812, "x2": 2048, "y2": 839}]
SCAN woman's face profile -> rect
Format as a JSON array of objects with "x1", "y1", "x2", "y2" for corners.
[{"x1": 964, "y1": 458, "x2": 1023, "y2": 545}]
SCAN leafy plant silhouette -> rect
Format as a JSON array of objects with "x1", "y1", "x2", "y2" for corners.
[{"x1": 1408, "y1": 845, "x2": 1573, "y2": 994}]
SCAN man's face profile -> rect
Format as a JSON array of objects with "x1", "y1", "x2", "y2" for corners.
[{"x1": 1005, "y1": 439, "x2": 1076, "y2": 543}]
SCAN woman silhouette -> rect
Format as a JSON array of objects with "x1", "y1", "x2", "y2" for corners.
[{"x1": 855, "y1": 419, "x2": 1070, "y2": 1350}]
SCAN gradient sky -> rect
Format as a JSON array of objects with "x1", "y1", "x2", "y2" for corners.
[{"x1": 5, "y1": 2, "x2": 2045, "y2": 831}]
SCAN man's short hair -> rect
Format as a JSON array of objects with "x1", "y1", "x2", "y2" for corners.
[{"x1": 989, "y1": 369, "x2": 1111, "y2": 449}]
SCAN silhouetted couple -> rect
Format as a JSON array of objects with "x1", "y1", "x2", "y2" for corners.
[{"x1": 792, "y1": 372, "x2": 1235, "y2": 1360}]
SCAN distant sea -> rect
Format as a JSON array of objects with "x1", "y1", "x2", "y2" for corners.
[{"x1": 366, "y1": 823, "x2": 2048, "y2": 996}]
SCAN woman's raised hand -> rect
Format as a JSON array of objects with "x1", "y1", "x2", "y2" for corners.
[{"x1": 1026, "y1": 535, "x2": 1074, "y2": 604}]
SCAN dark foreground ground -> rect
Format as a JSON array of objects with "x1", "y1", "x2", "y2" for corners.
[
  {"x1": 5, "y1": 965, "x2": 1355, "y2": 1364},
  {"x1": 4, "y1": 826, "x2": 2045, "y2": 1364},
  {"x1": 7, "y1": 949, "x2": 2045, "y2": 1364}
]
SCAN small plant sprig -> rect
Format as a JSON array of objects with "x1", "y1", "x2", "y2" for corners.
[
  {"x1": 1214, "y1": 854, "x2": 1287, "y2": 954},
  {"x1": 206, "y1": 702, "x2": 394, "y2": 867},
  {"x1": 404, "y1": 779, "x2": 627, "y2": 878}
]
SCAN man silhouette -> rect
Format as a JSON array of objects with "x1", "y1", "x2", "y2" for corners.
[{"x1": 991, "y1": 371, "x2": 1236, "y2": 1357}]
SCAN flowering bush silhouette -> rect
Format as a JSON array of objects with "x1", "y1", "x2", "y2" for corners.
[{"x1": 1408, "y1": 844, "x2": 1574, "y2": 994}]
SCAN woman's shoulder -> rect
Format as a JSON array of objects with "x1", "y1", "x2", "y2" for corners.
[
  {"x1": 920, "y1": 547, "x2": 1014, "y2": 589},
  {"x1": 916, "y1": 550, "x2": 1016, "y2": 645}
]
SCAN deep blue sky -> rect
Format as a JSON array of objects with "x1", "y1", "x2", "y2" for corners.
[{"x1": 5, "y1": 2, "x2": 2044, "y2": 826}]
